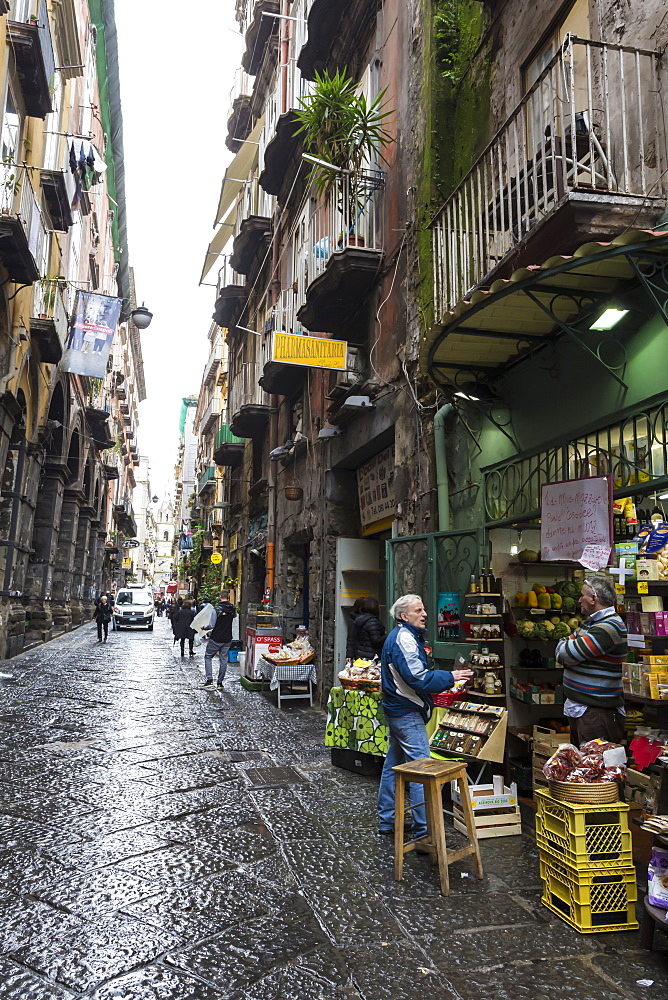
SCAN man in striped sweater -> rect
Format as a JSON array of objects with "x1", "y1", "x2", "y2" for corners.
[{"x1": 555, "y1": 576, "x2": 627, "y2": 747}]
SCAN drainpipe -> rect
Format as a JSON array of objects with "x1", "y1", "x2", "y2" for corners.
[{"x1": 433, "y1": 403, "x2": 452, "y2": 532}]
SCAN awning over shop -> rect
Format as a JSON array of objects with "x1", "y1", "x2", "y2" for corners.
[{"x1": 425, "y1": 229, "x2": 668, "y2": 392}]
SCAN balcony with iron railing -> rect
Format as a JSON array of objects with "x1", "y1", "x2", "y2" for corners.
[
  {"x1": 7, "y1": 0, "x2": 55, "y2": 119},
  {"x1": 198, "y1": 465, "x2": 217, "y2": 497},
  {"x1": 202, "y1": 342, "x2": 222, "y2": 387},
  {"x1": 259, "y1": 289, "x2": 309, "y2": 394},
  {"x1": 229, "y1": 173, "x2": 273, "y2": 275},
  {"x1": 226, "y1": 68, "x2": 254, "y2": 153},
  {"x1": 297, "y1": 169, "x2": 385, "y2": 332},
  {"x1": 260, "y1": 58, "x2": 315, "y2": 196},
  {"x1": 0, "y1": 164, "x2": 48, "y2": 283},
  {"x1": 241, "y1": 0, "x2": 280, "y2": 76},
  {"x1": 40, "y1": 147, "x2": 76, "y2": 233},
  {"x1": 30, "y1": 278, "x2": 68, "y2": 363},
  {"x1": 431, "y1": 36, "x2": 666, "y2": 321},
  {"x1": 229, "y1": 361, "x2": 271, "y2": 438},
  {"x1": 213, "y1": 254, "x2": 248, "y2": 329},
  {"x1": 297, "y1": 0, "x2": 373, "y2": 82},
  {"x1": 213, "y1": 420, "x2": 245, "y2": 466},
  {"x1": 200, "y1": 395, "x2": 221, "y2": 436}
]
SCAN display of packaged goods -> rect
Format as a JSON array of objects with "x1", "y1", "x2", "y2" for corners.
[
  {"x1": 637, "y1": 557, "x2": 660, "y2": 581},
  {"x1": 510, "y1": 681, "x2": 563, "y2": 705},
  {"x1": 469, "y1": 650, "x2": 501, "y2": 667}
]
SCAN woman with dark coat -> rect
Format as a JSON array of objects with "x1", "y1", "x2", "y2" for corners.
[
  {"x1": 346, "y1": 596, "x2": 386, "y2": 662},
  {"x1": 172, "y1": 600, "x2": 197, "y2": 657}
]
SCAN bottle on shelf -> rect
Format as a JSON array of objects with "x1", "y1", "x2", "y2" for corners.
[{"x1": 469, "y1": 574, "x2": 478, "y2": 594}]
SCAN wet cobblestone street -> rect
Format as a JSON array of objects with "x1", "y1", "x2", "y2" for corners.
[{"x1": 0, "y1": 619, "x2": 664, "y2": 999}]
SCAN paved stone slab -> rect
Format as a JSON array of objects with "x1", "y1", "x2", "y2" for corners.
[
  {"x1": 7, "y1": 912, "x2": 180, "y2": 992},
  {"x1": 445, "y1": 958, "x2": 634, "y2": 999},
  {"x1": 0, "y1": 955, "x2": 74, "y2": 999}
]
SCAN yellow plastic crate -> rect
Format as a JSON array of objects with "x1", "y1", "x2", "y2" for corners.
[
  {"x1": 535, "y1": 794, "x2": 632, "y2": 870},
  {"x1": 539, "y1": 854, "x2": 639, "y2": 933},
  {"x1": 535, "y1": 788, "x2": 630, "y2": 835},
  {"x1": 535, "y1": 827, "x2": 633, "y2": 871}
]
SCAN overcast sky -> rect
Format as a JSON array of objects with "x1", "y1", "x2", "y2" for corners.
[{"x1": 114, "y1": 1, "x2": 240, "y2": 502}]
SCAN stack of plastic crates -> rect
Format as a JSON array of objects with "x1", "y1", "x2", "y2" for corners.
[{"x1": 535, "y1": 789, "x2": 639, "y2": 933}]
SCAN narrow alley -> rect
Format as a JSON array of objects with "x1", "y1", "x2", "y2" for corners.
[{"x1": 0, "y1": 620, "x2": 661, "y2": 999}]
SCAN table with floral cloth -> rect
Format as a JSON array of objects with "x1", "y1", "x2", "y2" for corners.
[{"x1": 325, "y1": 686, "x2": 388, "y2": 757}]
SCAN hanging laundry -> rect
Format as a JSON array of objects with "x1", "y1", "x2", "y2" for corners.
[{"x1": 69, "y1": 141, "x2": 81, "y2": 210}]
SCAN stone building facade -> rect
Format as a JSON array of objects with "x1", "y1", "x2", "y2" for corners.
[{"x1": 0, "y1": 0, "x2": 144, "y2": 657}]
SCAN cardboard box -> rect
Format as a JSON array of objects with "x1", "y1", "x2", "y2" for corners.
[
  {"x1": 641, "y1": 596, "x2": 664, "y2": 613},
  {"x1": 641, "y1": 655, "x2": 668, "y2": 666},
  {"x1": 625, "y1": 768, "x2": 650, "y2": 806},
  {"x1": 637, "y1": 557, "x2": 660, "y2": 581}
]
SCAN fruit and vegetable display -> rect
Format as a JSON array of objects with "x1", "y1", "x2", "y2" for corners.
[{"x1": 514, "y1": 581, "x2": 583, "y2": 639}]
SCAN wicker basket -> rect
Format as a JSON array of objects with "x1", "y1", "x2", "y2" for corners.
[
  {"x1": 548, "y1": 779, "x2": 621, "y2": 804},
  {"x1": 264, "y1": 650, "x2": 316, "y2": 667},
  {"x1": 284, "y1": 480, "x2": 303, "y2": 501},
  {"x1": 339, "y1": 676, "x2": 381, "y2": 692}
]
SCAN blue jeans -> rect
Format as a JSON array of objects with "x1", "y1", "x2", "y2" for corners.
[{"x1": 377, "y1": 712, "x2": 431, "y2": 839}]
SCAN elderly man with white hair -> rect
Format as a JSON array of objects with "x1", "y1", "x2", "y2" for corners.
[{"x1": 377, "y1": 593, "x2": 473, "y2": 841}]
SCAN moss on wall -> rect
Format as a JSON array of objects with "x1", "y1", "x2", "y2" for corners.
[{"x1": 415, "y1": 0, "x2": 491, "y2": 330}]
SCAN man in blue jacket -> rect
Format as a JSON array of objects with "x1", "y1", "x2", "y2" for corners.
[{"x1": 377, "y1": 593, "x2": 473, "y2": 840}]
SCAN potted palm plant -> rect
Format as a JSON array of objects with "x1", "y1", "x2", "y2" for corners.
[{"x1": 293, "y1": 69, "x2": 394, "y2": 248}]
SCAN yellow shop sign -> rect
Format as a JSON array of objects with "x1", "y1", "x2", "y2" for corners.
[{"x1": 272, "y1": 332, "x2": 347, "y2": 370}]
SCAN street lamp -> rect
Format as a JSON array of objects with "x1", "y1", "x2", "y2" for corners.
[
  {"x1": 131, "y1": 304, "x2": 153, "y2": 330},
  {"x1": 152, "y1": 495, "x2": 159, "y2": 504}
]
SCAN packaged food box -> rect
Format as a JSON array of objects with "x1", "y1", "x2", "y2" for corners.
[
  {"x1": 637, "y1": 557, "x2": 660, "y2": 581},
  {"x1": 642, "y1": 596, "x2": 664, "y2": 613}
]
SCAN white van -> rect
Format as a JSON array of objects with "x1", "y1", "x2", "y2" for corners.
[{"x1": 114, "y1": 587, "x2": 155, "y2": 631}]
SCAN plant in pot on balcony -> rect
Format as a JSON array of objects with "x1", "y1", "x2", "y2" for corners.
[{"x1": 293, "y1": 69, "x2": 394, "y2": 249}]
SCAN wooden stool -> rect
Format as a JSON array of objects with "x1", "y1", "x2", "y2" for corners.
[{"x1": 392, "y1": 757, "x2": 483, "y2": 895}]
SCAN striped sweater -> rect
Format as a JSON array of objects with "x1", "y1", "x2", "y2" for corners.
[{"x1": 556, "y1": 607, "x2": 627, "y2": 709}]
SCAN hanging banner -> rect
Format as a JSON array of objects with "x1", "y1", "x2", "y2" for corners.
[
  {"x1": 357, "y1": 446, "x2": 396, "y2": 530},
  {"x1": 540, "y1": 475, "x2": 613, "y2": 567},
  {"x1": 60, "y1": 291, "x2": 123, "y2": 378},
  {"x1": 272, "y1": 332, "x2": 347, "y2": 370}
]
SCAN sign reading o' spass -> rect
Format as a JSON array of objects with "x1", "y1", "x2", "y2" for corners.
[{"x1": 210, "y1": 552, "x2": 223, "y2": 565}]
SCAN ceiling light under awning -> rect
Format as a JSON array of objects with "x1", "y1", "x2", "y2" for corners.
[{"x1": 589, "y1": 307, "x2": 630, "y2": 331}]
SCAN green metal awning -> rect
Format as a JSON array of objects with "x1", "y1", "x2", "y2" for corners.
[{"x1": 425, "y1": 229, "x2": 668, "y2": 392}]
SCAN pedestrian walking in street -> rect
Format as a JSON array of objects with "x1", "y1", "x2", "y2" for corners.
[
  {"x1": 172, "y1": 600, "x2": 197, "y2": 657},
  {"x1": 201, "y1": 589, "x2": 237, "y2": 689},
  {"x1": 377, "y1": 593, "x2": 473, "y2": 842},
  {"x1": 93, "y1": 595, "x2": 112, "y2": 643},
  {"x1": 346, "y1": 595, "x2": 386, "y2": 663},
  {"x1": 556, "y1": 576, "x2": 627, "y2": 746}
]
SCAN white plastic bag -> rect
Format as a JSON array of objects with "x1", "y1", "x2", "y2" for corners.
[{"x1": 191, "y1": 603, "x2": 215, "y2": 636}]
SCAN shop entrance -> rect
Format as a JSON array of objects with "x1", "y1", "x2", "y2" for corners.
[{"x1": 333, "y1": 535, "x2": 387, "y2": 683}]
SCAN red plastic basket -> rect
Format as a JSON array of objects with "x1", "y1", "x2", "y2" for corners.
[{"x1": 432, "y1": 691, "x2": 464, "y2": 707}]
